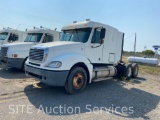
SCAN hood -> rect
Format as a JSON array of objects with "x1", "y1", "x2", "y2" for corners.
[
  {"x1": 2, "y1": 42, "x2": 34, "y2": 48},
  {"x1": 32, "y1": 41, "x2": 84, "y2": 50},
  {"x1": 31, "y1": 41, "x2": 85, "y2": 61},
  {"x1": 2, "y1": 42, "x2": 35, "y2": 53}
]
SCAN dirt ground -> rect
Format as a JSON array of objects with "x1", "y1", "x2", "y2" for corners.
[{"x1": 0, "y1": 68, "x2": 160, "y2": 120}]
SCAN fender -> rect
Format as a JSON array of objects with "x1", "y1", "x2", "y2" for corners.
[{"x1": 44, "y1": 53, "x2": 93, "y2": 83}]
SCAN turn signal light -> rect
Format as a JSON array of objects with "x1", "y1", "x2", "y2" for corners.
[{"x1": 13, "y1": 54, "x2": 18, "y2": 58}]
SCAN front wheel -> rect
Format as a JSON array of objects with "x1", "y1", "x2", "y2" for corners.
[{"x1": 65, "y1": 67, "x2": 87, "y2": 94}]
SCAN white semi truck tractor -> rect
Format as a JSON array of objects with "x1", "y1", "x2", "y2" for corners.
[
  {"x1": 25, "y1": 20, "x2": 139, "y2": 94},
  {"x1": 0, "y1": 27, "x2": 60, "y2": 70},
  {"x1": 0, "y1": 28, "x2": 26, "y2": 51}
]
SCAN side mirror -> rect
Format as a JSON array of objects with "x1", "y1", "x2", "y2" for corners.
[{"x1": 100, "y1": 28, "x2": 106, "y2": 39}]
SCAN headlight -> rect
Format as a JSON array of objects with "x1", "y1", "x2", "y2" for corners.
[{"x1": 46, "y1": 61, "x2": 62, "y2": 68}]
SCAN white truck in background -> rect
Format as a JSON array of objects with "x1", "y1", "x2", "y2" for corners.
[
  {"x1": 0, "y1": 28, "x2": 26, "y2": 51},
  {"x1": 0, "y1": 27, "x2": 60, "y2": 70},
  {"x1": 25, "y1": 20, "x2": 139, "y2": 94}
]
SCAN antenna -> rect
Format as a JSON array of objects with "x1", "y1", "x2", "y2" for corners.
[{"x1": 14, "y1": 24, "x2": 20, "y2": 33}]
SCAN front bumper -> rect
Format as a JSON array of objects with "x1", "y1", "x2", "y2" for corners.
[
  {"x1": 0, "y1": 57, "x2": 24, "y2": 69},
  {"x1": 0, "y1": 57, "x2": 9, "y2": 68},
  {"x1": 25, "y1": 65, "x2": 69, "y2": 86}
]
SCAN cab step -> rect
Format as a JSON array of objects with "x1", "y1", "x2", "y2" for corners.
[{"x1": 92, "y1": 77, "x2": 113, "y2": 82}]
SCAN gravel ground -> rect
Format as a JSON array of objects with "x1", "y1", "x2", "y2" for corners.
[{"x1": 0, "y1": 68, "x2": 160, "y2": 120}]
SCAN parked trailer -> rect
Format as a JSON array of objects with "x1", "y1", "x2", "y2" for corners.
[
  {"x1": 25, "y1": 20, "x2": 139, "y2": 94},
  {"x1": 0, "y1": 27, "x2": 60, "y2": 70}
]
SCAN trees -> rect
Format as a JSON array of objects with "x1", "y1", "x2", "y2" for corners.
[{"x1": 142, "y1": 50, "x2": 155, "y2": 55}]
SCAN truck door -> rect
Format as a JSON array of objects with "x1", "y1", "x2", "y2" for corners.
[{"x1": 88, "y1": 28, "x2": 104, "y2": 63}]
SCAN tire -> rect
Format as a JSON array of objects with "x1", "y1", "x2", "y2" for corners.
[
  {"x1": 21, "y1": 61, "x2": 25, "y2": 72},
  {"x1": 21, "y1": 58, "x2": 28, "y2": 72},
  {"x1": 131, "y1": 63, "x2": 139, "y2": 78},
  {"x1": 65, "y1": 67, "x2": 87, "y2": 94},
  {"x1": 124, "y1": 64, "x2": 132, "y2": 80}
]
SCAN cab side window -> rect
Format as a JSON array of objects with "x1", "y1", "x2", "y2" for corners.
[
  {"x1": 8, "y1": 33, "x2": 18, "y2": 42},
  {"x1": 43, "y1": 34, "x2": 54, "y2": 43},
  {"x1": 91, "y1": 29, "x2": 101, "y2": 43}
]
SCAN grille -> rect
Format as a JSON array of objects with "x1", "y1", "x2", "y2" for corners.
[
  {"x1": 1, "y1": 47, "x2": 8, "y2": 57},
  {"x1": 29, "y1": 49, "x2": 44, "y2": 62}
]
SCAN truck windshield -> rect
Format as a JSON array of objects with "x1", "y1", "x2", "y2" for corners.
[
  {"x1": 60, "y1": 28, "x2": 92, "y2": 43},
  {"x1": 24, "y1": 33, "x2": 43, "y2": 42},
  {"x1": 0, "y1": 32, "x2": 8, "y2": 40}
]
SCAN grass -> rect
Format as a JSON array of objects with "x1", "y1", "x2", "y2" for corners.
[
  {"x1": 139, "y1": 65, "x2": 160, "y2": 75},
  {"x1": 122, "y1": 56, "x2": 160, "y2": 76}
]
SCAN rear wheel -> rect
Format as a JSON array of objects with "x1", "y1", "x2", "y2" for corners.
[
  {"x1": 131, "y1": 63, "x2": 139, "y2": 78},
  {"x1": 65, "y1": 67, "x2": 87, "y2": 94},
  {"x1": 123, "y1": 64, "x2": 132, "y2": 80}
]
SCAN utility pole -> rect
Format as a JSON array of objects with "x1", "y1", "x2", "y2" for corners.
[
  {"x1": 134, "y1": 33, "x2": 136, "y2": 57},
  {"x1": 144, "y1": 45, "x2": 147, "y2": 51}
]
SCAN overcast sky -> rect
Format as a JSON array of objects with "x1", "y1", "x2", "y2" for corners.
[{"x1": 0, "y1": 0, "x2": 160, "y2": 52}]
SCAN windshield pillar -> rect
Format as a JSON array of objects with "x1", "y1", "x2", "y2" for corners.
[{"x1": 85, "y1": 28, "x2": 94, "y2": 46}]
